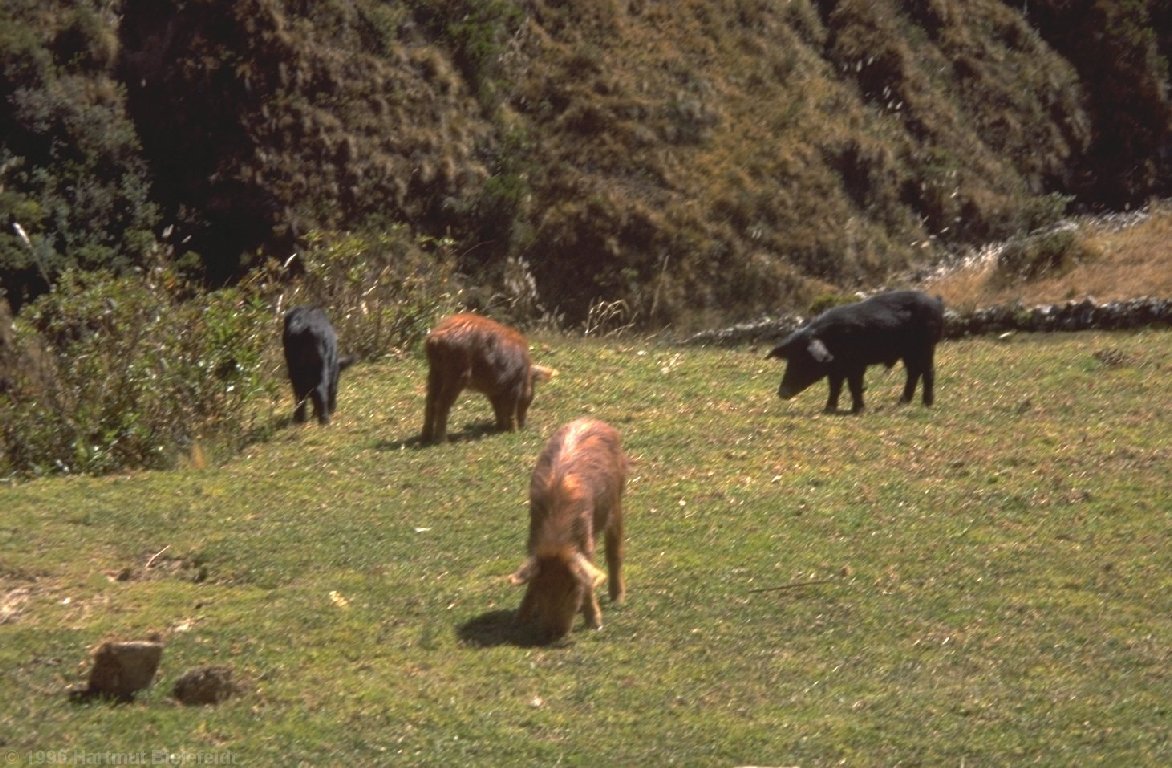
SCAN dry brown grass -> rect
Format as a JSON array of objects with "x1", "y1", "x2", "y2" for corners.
[{"x1": 921, "y1": 202, "x2": 1172, "y2": 311}]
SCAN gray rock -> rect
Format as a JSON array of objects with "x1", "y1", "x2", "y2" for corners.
[{"x1": 72, "y1": 640, "x2": 163, "y2": 702}]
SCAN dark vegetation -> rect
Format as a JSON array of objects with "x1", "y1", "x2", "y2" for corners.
[
  {"x1": 1, "y1": 0, "x2": 1169, "y2": 475},
  {"x1": 4, "y1": 0, "x2": 1169, "y2": 315},
  {"x1": 0, "y1": 230, "x2": 455, "y2": 476}
]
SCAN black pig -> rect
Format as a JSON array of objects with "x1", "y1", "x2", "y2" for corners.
[
  {"x1": 282, "y1": 306, "x2": 354, "y2": 425},
  {"x1": 767, "y1": 291, "x2": 944, "y2": 413}
]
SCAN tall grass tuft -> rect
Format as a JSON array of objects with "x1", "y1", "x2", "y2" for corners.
[{"x1": 994, "y1": 225, "x2": 1100, "y2": 284}]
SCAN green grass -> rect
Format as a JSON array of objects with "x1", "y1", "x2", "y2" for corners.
[{"x1": 2, "y1": 330, "x2": 1169, "y2": 765}]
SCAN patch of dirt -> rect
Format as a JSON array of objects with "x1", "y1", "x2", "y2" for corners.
[
  {"x1": 1, "y1": 586, "x2": 33, "y2": 624},
  {"x1": 106, "y1": 553, "x2": 209, "y2": 585}
]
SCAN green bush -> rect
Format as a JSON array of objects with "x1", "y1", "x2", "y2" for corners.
[
  {"x1": 1, "y1": 1, "x2": 160, "y2": 309},
  {"x1": 0, "y1": 269, "x2": 274, "y2": 477},
  {"x1": 0, "y1": 225, "x2": 464, "y2": 478},
  {"x1": 266, "y1": 227, "x2": 461, "y2": 360},
  {"x1": 995, "y1": 226, "x2": 1099, "y2": 283}
]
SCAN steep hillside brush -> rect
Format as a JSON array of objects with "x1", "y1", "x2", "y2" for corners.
[
  {"x1": 117, "y1": 0, "x2": 495, "y2": 285},
  {"x1": 109, "y1": 0, "x2": 1104, "y2": 326},
  {"x1": 2, "y1": 0, "x2": 1168, "y2": 329},
  {"x1": 1025, "y1": 0, "x2": 1172, "y2": 205},
  {"x1": 0, "y1": 0, "x2": 160, "y2": 312},
  {"x1": 497, "y1": 0, "x2": 1092, "y2": 326}
]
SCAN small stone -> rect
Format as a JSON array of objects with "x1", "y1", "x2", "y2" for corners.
[
  {"x1": 172, "y1": 665, "x2": 239, "y2": 706},
  {"x1": 72, "y1": 640, "x2": 163, "y2": 702}
]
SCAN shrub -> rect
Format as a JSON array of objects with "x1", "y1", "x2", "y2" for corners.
[
  {"x1": 0, "y1": 224, "x2": 465, "y2": 478},
  {"x1": 267, "y1": 227, "x2": 461, "y2": 360},
  {"x1": 995, "y1": 226, "x2": 1100, "y2": 284},
  {"x1": 1, "y1": 2, "x2": 160, "y2": 311},
  {"x1": 0, "y1": 269, "x2": 274, "y2": 477}
]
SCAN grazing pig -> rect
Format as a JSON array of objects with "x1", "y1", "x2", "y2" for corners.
[
  {"x1": 282, "y1": 306, "x2": 354, "y2": 425},
  {"x1": 767, "y1": 290, "x2": 944, "y2": 413},
  {"x1": 421, "y1": 313, "x2": 555, "y2": 444},
  {"x1": 509, "y1": 417, "x2": 627, "y2": 643}
]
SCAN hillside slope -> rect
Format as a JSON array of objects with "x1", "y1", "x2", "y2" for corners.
[{"x1": 2, "y1": 0, "x2": 1169, "y2": 325}]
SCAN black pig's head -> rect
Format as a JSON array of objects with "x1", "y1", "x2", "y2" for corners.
[{"x1": 767, "y1": 331, "x2": 834, "y2": 399}]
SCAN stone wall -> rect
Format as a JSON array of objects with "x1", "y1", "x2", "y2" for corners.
[
  {"x1": 683, "y1": 297, "x2": 1172, "y2": 348},
  {"x1": 940, "y1": 297, "x2": 1172, "y2": 338}
]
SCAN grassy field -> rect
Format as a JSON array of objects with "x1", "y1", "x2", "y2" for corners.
[{"x1": 1, "y1": 329, "x2": 1169, "y2": 766}]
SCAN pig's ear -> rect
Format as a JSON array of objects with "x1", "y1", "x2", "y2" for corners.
[
  {"x1": 808, "y1": 338, "x2": 833, "y2": 363},
  {"x1": 508, "y1": 557, "x2": 538, "y2": 586},
  {"x1": 768, "y1": 331, "x2": 804, "y2": 360},
  {"x1": 571, "y1": 553, "x2": 607, "y2": 590},
  {"x1": 767, "y1": 334, "x2": 796, "y2": 359},
  {"x1": 530, "y1": 365, "x2": 557, "y2": 385}
]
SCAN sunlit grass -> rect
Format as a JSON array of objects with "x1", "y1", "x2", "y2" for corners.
[
  {"x1": 926, "y1": 202, "x2": 1172, "y2": 310},
  {"x1": 1, "y1": 330, "x2": 1169, "y2": 765}
]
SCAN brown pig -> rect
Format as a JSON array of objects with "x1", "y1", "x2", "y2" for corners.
[
  {"x1": 421, "y1": 313, "x2": 555, "y2": 444},
  {"x1": 509, "y1": 417, "x2": 627, "y2": 642}
]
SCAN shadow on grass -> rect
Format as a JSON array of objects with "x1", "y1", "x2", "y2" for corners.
[
  {"x1": 818, "y1": 399, "x2": 918, "y2": 416},
  {"x1": 821, "y1": 408, "x2": 864, "y2": 417},
  {"x1": 457, "y1": 609, "x2": 564, "y2": 649},
  {"x1": 374, "y1": 421, "x2": 506, "y2": 452}
]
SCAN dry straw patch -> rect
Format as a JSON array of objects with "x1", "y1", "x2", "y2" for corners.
[{"x1": 922, "y1": 202, "x2": 1172, "y2": 310}]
